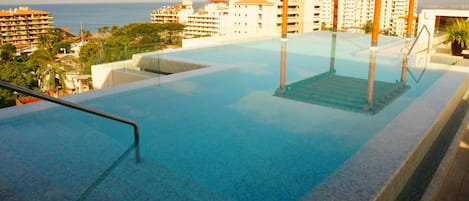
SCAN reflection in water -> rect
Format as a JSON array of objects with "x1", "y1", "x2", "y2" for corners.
[
  {"x1": 406, "y1": 44, "x2": 429, "y2": 84},
  {"x1": 275, "y1": 34, "x2": 410, "y2": 115}
]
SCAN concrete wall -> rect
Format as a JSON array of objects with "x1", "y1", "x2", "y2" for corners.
[{"x1": 132, "y1": 54, "x2": 206, "y2": 74}]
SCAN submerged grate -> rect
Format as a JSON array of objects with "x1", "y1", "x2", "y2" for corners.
[{"x1": 274, "y1": 72, "x2": 410, "y2": 115}]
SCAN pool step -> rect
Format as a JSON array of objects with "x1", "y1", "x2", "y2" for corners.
[
  {"x1": 0, "y1": 118, "x2": 228, "y2": 200},
  {"x1": 0, "y1": 122, "x2": 149, "y2": 200},
  {"x1": 276, "y1": 72, "x2": 409, "y2": 114},
  {"x1": 0, "y1": 141, "x2": 66, "y2": 201},
  {"x1": 95, "y1": 156, "x2": 230, "y2": 201}
]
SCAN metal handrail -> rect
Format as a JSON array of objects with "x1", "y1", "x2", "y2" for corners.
[
  {"x1": 0, "y1": 80, "x2": 141, "y2": 163},
  {"x1": 408, "y1": 25, "x2": 431, "y2": 55},
  {"x1": 407, "y1": 66, "x2": 427, "y2": 83},
  {"x1": 77, "y1": 144, "x2": 135, "y2": 201}
]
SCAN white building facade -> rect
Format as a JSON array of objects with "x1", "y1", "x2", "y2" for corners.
[
  {"x1": 231, "y1": 0, "x2": 277, "y2": 35},
  {"x1": 325, "y1": 0, "x2": 417, "y2": 36},
  {"x1": 153, "y1": 0, "x2": 417, "y2": 38},
  {"x1": 184, "y1": 1, "x2": 231, "y2": 38},
  {"x1": 150, "y1": 0, "x2": 194, "y2": 24},
  {"x1": 0, "y1": 7, "x2": 53, "y2": 46}
]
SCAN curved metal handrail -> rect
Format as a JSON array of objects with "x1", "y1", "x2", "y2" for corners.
[
  {"x1": 408, "y1": 25, "x2": 431, "y2": 55},
  {"x1": 0, "y1": 80, "x2": 141, "y2": 163}
]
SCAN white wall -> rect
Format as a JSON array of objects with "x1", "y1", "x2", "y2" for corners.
[{"x1": 91, "y1": 60, "x2": 157, "y2": 89}]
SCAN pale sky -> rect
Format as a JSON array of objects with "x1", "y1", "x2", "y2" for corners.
[
  {"x1": 0, "y1": 0, "x2": 207, "y2": 5},
  {"x1": 0, "y1": 0, "x2": 465, "y2": 6}
]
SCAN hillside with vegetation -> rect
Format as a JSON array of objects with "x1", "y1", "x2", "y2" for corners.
[
  {"x1": 79, "y1": 22, "x2": 184, "y2": 74},
  {"x1": 0, "y1": 22, "x2": 184, "y2": 108}
]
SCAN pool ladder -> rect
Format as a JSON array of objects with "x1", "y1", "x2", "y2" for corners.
[
  {"x1": 408, "y1": 25, "x2": 431, "y2": 55},
  {"x1": 405, "y1": 25, "x2": 431, "y2": 83},
  {"x1": 0, "y1": 80, "x2": 141, "y2": 163}
]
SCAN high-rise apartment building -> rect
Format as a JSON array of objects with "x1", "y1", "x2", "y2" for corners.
[
  {"x1": 152, "y1": 0, "x2": 417, "y2": 38},
  {"x1": 230, "y1": 0, "x2": 320, "y2": 36},
  {"x1": 150, "y1": 0, "x2": 194, "y2": 24},
  {"x1": 321, "y1": 0, "x2": 417, "y2": 36},
  {"x1": 0, "y1": 7, "x2": 53, "y2": 46},
  {"x1": 231, "y1": 0, "x2": 277, "y2": 35},
  {"x1": 184, "y1": 0, "x2": 231, "y2": 38}
]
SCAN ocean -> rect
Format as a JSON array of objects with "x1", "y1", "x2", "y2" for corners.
[{"x1": 0, "y1": 2, "x2": 205, "y2": 35}]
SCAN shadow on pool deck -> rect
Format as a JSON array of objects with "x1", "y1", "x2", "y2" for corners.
[
  {"x1": 434, "y1": 122, "x2": 469, "y2": 201},
  {"x1": 429, "y1": 47, "x2": 469, "y2": 201}
]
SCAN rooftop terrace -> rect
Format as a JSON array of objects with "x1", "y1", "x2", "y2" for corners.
[{"x1": 1, "y1": 32, "x2": 469, "y2": 200}]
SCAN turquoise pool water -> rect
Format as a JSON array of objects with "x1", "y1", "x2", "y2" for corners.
[{"x1": 1, "y1": 32, "x2": 447, "y2": 200}]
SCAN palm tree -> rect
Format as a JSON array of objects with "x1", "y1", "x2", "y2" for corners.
[
  {"x1": 39, "y1": 63, "x2": 66, "y2": 96},
  {"x1": 37, "y1": 30, "x2": 62, "y2": 52},
  {"x1": 28, "y1": 48, "x2": 53, "y2": 80},
  {"x1": 444, "y1": 19, "x2": 469, "y2": 56}
]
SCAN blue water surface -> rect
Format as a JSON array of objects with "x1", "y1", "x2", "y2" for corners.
[
  {"x1": 2, "y1": 32, "x2": 446, "y2": 200},
  {"x1": 78, "y1": 33, "x2": 444, "y2": 200}
]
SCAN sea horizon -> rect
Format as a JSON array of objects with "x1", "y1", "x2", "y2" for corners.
[
  {"x1": 0, "y1": 2, "x2": 205, "y2": 35},
  {"x1": 0, "y1": 0, "x2": 208, "y2": 6}
]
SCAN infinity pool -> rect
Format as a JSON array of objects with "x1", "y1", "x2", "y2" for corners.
[{"x1": 0, "y1": 32, "x2": 459, "y2": 200}]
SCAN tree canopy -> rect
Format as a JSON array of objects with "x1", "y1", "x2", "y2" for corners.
[
  {"x1": 79, "y1": 22, "x2": 184, "y2": 73},
  {"x1": 0, "y1": 22, "x2": 184, "y2": 108},
  {"x1": 0, "y1": 43, "x2": 16, "y2": 63}
]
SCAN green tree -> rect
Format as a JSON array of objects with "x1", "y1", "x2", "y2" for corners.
[
  {"x1": 39, "y1": 63, "x2": 66, "y2": 95},
  {"x1": 0, "y1": 43, "x2": 16, "y2": 63},
  {"x1": 79, "y1": 40, "x2": 100, "y2": 74},
  {"x1": 37, "y1": 29, "x2": 62, "y2": 52},
  {"x1": 0, "y1": 61, "x2": 37, "y2": 107},
  {"x1": 28, "y1": 48, "x2": 55, "y2": 89},
  {"x1": 52, "y1": 41, "x2": 72, "y2": 55},
  {"x1": 79, "y1": 29, "x2": 93, "y2": 42},
  {"x1": 78, "y1": 22, "x2": 185, "y2": 74},
  {"x1": 362, "y1": 20, "x2": 373, "y2": 34},
  {"x1": 28, "y1": 49, "x2": 66, "y2": 93},
  {"x1": 321, "y1": 22, "x2": 327, "y2": 31}
]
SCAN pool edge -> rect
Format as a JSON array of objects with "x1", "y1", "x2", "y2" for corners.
[{"x1": 301, "y1": 68, "x2": 469, "y2": 201}]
